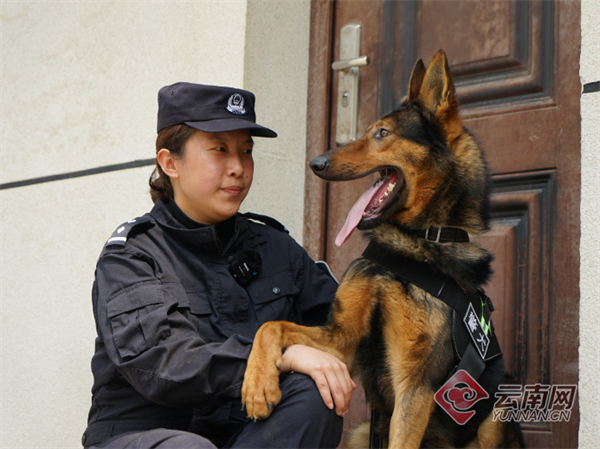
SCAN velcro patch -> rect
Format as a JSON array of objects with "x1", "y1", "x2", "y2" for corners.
[
  {"x1": 463, "y1": 302, "x2": 490, "y2": 359},
  {"x1": 105, "y1": 215, "x2": 152, "y2": 247}
]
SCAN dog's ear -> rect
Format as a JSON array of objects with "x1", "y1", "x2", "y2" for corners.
[
  {"x1": 418, "y1": 49, "x2": 462, "y2": 142},
  {"x1": 406, "y1": 59, "x2": 426, "y2": 103},
  {"x1": 418, "y1": 49, "x2": 457, "y2": 117}
]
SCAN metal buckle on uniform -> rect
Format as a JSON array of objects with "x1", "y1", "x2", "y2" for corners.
[{"x1": 425, "y1": 227, "x2": 442, "y2": 243}]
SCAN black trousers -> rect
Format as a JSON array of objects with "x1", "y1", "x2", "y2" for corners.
[{"x1": 87, "y1": 373, "x2": 344, "y2": 449}]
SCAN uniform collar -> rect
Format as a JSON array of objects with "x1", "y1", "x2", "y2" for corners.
[{"x1": 149, "y1": 199, "x2": 265, "y2": 254}]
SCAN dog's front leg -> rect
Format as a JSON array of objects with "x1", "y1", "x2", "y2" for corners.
[
  {"x1": 241, "y1": 321, "x2": 331, "y2": 420},
  {"x1": 241, "y1": 321, "x2": 286, "y2": 420},
  {"x1": 242, "y1": 272, "x2": 376, "y2": 420},
  {"x1": 388, "y1": 384, "x2": 436, "y2": 449}
]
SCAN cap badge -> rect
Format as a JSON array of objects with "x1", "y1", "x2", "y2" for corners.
[{"x1": 226, "y1": 93, "x2": 246, "y2": 115}]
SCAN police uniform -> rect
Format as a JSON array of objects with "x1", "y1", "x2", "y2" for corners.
[
  {"x1": 82, "y1": 83, "x2": 342, "y2": 448},
  {"x1": 82, "y1": 199, "x2": 340, "y2": 448}
]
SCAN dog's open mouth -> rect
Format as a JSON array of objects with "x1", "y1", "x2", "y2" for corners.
[{"x1": 336, "y1": 168, "x2": 405, "y2": 247}]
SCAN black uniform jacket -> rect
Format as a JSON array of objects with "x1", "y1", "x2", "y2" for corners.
[{"x1": 83, "y1": 199, "x2": 337, "y2": 447}]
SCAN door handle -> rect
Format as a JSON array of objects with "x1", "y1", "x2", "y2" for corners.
[
  {"x1": 332, "y1": 23, "x2": 370, "y2": 145},
  {"x1": 332, "y1": 56, "x2": 369, "y2": 72}
]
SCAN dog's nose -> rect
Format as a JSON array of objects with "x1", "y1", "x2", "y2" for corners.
[{"x1": 309, "y1": 155, "x2": 329, "y2": 173}]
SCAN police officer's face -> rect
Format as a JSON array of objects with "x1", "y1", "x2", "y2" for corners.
[{"x1": 167, "y1": 129, "x2": 254, "y2": 225}]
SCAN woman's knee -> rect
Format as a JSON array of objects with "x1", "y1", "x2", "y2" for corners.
[
  {"x1": 231, "y1": 374, "x2": 343, "y2": 448},
  {"x1": 279, "y1": 373, "x2": 342, "y2": 422}
]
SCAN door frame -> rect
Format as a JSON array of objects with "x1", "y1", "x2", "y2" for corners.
[{"x1": 303, "y1": 0, "x2": 335, "y2": 261}]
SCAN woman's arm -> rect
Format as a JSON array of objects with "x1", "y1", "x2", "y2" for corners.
[{"x1": 93, "y1": 249, "x2": 251, "y2": 409}]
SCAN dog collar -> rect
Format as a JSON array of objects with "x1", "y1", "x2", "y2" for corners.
[{"x1": 413, "y1": 227, "x2": 470, "y2": 243}]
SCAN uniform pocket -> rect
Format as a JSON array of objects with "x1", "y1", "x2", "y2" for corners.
[
  {"x1": 107, "y1": 281, "x2": 171, "y2": 359},
  {"x1": 185, "y1": 291, "x2": 213, "y2": 315},
  {"x1": 246, "y1": 271, "x2": 299, "y2": 305},
  {"x1": 246, "y1": 271, "x2": 299, "y2": 322}
]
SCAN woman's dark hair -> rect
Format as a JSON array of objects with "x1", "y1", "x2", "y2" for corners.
[{"x1": 149, "y1": 124, "x2": 197, "y2": 203}]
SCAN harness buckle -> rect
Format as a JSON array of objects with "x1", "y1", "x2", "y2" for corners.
[{"x1": 425, "y1": 227, "x2": 442, "y2": 243}]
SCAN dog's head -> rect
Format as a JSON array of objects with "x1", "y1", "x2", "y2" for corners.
[{"x1": 310, "y1": 50, "x2": 490, "y2": 247}]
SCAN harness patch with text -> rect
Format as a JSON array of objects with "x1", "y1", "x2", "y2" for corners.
[{"x1": 464, "y1": 302, "x2": 490, "y2": 359}]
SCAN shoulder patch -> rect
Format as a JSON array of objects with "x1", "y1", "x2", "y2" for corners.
[
  {"x1": 241, "y1": 212, "x2": 289, "y2": 234},
  {"x1": 315, "y1": 260, "x2": 339, "y2": 285},
  {"x1": 105, "y1": 214, "x2": 154, "y2": 247}
]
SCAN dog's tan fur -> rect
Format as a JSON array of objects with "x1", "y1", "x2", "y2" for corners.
[{"x1": 241, "y1": 50, "x2": 524, "y2": 448}]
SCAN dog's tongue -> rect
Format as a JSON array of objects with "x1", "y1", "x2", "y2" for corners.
[{"x1": 335, "y1": 181, "x2": 382, "y2": 247}]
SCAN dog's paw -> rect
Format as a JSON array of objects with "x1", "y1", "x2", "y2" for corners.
[{"x1": 241, "y1": 361, "x2": 282, "y2": 420}]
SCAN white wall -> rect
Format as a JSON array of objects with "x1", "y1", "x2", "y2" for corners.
[
  {"x1": 1, "y1": 2, "x2": 248, "y2": 183},
  {"x1": 579, "y1": 1, "x2": 600, "y2": 447},
  {"x1": 241, "y1": 0, "x2": 311, "y2": 238},
  {"x1": 1, "y1": 169, "x2": 152, "y2": 447},
  {"x1": 0, "y1": 1, "x2": 310, "y2": 447}
]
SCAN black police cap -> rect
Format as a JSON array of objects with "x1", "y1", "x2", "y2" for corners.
[{"x1": 157, "y1": 82, "x2": 277, "y2": 138}]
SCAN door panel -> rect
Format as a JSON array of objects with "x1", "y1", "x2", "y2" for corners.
[
  {"x1": 304, "y1": 1, "x2": 580, "y2": 447},
  {"x1": 382, "y1": 0, "x2": 555, "y2": 114},
  {"x1": 473, "y1": 171, "x2": 556, "y2": 393}
]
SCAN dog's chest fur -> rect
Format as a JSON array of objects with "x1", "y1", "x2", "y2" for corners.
[{"x1": 346, "y1": 256, "x2": 455, "y2": 415}]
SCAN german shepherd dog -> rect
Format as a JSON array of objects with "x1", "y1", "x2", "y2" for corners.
[{"x1": 241, "y1": 50, "x2": 524, "y2": 448}]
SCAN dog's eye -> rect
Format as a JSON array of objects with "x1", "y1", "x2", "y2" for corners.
[{"x1": 376, "y1": 128, "x2": 390, "y2": 139}]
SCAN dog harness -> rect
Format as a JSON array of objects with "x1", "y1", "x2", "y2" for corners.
[
  {"x1": 362, "y1": 240, "x2": 502, "y2": 381},
  {"x1": 363, "y1": 239, "x2": 503, "y2": 449}
]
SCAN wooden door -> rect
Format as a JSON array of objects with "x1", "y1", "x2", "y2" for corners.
[{"x1": 303, "y1": 1, "x2": 581, "y2": 447}]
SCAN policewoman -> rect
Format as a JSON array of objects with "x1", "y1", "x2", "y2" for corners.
[{"x1": 82, "y1": 83, "x2": 354, "y2": 449}]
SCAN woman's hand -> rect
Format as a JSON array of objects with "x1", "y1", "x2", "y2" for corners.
[{"x1": 281, "y1": 344, "x2": 356, "y2": 417}]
